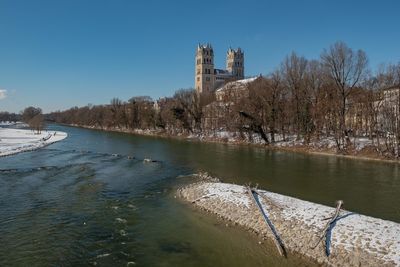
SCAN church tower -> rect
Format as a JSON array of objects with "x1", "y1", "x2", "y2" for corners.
[
  {"x1": 195, "y1": 44, "x2": 215, "y2": 94},
  {"x1": 226, "y1": 48, "x2": 244, "y2": 79}
]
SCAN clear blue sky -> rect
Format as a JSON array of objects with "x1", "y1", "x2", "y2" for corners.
[{"x1": 0, "y1": 0, "x2": 399, "y2": 113}]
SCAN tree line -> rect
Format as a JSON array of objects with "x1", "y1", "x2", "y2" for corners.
[
  {"x1": 47, "y1": 41, "x2": 400, "y2": 157},
  {"x1": 0, "y1": 112, "x2": 20, "y2": 122},
  {"x1": 1, "y1": 107, "x2": 45, "y2": 133}
]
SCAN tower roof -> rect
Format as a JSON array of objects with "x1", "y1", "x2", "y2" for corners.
[
  {"x1": 227, "y1": 47, "x2": 243, "y2": 54},
  {"x1": 198, "y1": 43, "x2": 213, "y2": 50}
]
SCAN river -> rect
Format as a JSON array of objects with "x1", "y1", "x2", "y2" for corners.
[{"x1": 1, "y1": 124, "x2": 399, "y2": 266}]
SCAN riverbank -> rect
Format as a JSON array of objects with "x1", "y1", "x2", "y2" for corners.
[
  {"x1": 178, "y1": 175, "x2": 400, "y2": 266},
  {"x1": 66, "y1": 124, "x2": 400, "y2": 164},
  {"x1": 0, "y1": 128, "x2": 68, "y2": 157}
]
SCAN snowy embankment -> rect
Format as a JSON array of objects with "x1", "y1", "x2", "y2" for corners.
[
  {"x1": 0, "y1": 128, "x2": 67, "y2": 157},
  {"x1": 178, "y1": 177, "x2": 400, "y2": 266},
  {"x1": 0, "y1": 121, "x2": 16, "y2": 126},
  {"x1": 204, "y1": 131, "x2": 375, "y2": 150},
  {"x1": 0, "y1": 121, "x2": 29, "y2": 128}
]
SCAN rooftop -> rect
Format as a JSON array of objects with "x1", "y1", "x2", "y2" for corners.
[{"x1": 215, "y1": 77, "x2": 259, "y2": 92}]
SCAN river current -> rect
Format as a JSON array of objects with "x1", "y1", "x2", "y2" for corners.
[{"x1": 1, "y1": 124, "x2": 399, "y2": 266}]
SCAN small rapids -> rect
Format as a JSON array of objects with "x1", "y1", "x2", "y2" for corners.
[{"x1": 2, "y1": 124, "x2": 398, "y2": 266}]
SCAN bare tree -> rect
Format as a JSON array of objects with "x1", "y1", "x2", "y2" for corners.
[
  {"x1": 321, "y1": 41, "x2": 368, "y2": 150},
  {"x1": 306, "y1": 60, "x2": 326, "y2": 140},
  {"x1": 282, "y1": 52, "x2": 310, "y2": 141},
  {"x1": 22, "y1": 106, "x2": 44, "y2": 133},
  {"x1": 128, "y1": 96, "x2": 155, "y2": 129},
  {"x1": 173, "y1": 89, "x2": 203, "y2": 133},
  {"x1": 262, "y1": 71, "x2": 285, "y2": 143},
  {"x1": 110, "y1": 98, "x2": 128, "y2": 129},
  {"x1": 22, "y1": 107, "x2": 42, "y2": 124},
  {"x1": 29, "y1": 114, "x2": 45, "y2": 134}
]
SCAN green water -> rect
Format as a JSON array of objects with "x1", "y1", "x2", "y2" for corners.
[{"x1": 1, "y1": 124, "x2": 399, "y2": 266}]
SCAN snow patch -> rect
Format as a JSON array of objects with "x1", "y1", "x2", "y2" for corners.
[
  {"x1": 193, "y1": 182, "x2": 400, "y2": 265},
  {"x1": 203, "y1": 183, "x2": 250, "y2": 208},
  {"x1": 0, "y1": 128, "x2": 67, "y2": 157}
]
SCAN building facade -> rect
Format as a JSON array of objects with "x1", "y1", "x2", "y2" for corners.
[{"x1": 195, "y1": 44, "x2": 244, "y2": 94}]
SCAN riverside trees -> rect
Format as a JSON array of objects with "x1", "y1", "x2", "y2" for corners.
[
  {"x1": 0, "y1": 112, "x2": 20, "y2": 122},
  {"x1": 321, "y1": 42, "x2": 368, "y2": 149},
  {"x1": 48, "y1": 42, "x2": 400, "y2": 158},
  {"x1": 22, "y1": 107, "x2": 45, "y2": 134}
]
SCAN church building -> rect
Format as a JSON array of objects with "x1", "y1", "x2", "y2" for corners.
[{"x1": 195, "y1": 44, "x2": 244, "y2": 94}]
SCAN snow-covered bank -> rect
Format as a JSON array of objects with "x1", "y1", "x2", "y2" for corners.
[
  {"x1": 0, "y1": 128, "x2": 67, "y2": 157},
  {"x1": 0, "y1": 121, "x2": 16, "y2": 126},
  {"x1": 0, "y1": 121, "x2": 28, "y2": 128},
  {"x1": 178, "y1": 178, "x2": 400, "y2": 266}
]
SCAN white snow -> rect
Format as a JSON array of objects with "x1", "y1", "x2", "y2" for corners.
[
  {"x1": 235, "y1": 77, "x2": 258, "y2": 84},
  {"x1": 197, "y1": 182, "x2": 400, "y2": 265},
  {"x1": 353, "y1": 137, "x2": 373, "y2": 150},
  {"x1": 215, "y1": 77, "x2": 258, "y2": 92},
  {"x1": 0, "y1": 128, "x2": 67, "y2": 157},
  {"x1": 261, "y1": 189, "x2": 400, "y2": 265},
  {"x1": 204, "y1": 183, "x2": 251, "y2": 208},
  {"x1": 0, "y1": 121, "x2": 15, "y2": 126},
  {"x1": 0, "y1": 121, "x2": 29, "y2": 128}
]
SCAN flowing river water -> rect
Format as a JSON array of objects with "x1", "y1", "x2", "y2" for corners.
[{"x1": 1, "y1": 124, "x2": 399, "y2": 266}]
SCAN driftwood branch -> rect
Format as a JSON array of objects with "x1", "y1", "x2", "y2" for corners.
[
  {"x1": 311, "y1": 200, "x2": 344, "y2": 251},
  {"x1": 252, "y1": 189, "x2": 282, "y2": 211},
  {"x1": 191, "y1": 193, "x2": 216, "y2": 203},
  {"x1": 247, "y1": 186, "x2": 286, "y2": 257}
]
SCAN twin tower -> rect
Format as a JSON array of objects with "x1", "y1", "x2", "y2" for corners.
[{"x1": 195, "y1": 43, "x2": 244, "y2": 94}]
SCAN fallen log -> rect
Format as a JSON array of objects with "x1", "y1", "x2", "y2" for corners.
[
  {"x1": 180, "y1": 182, "x2": 400, "y2": 266},
  {"x1": 247, "y1": 186, "x2": 286, "y2": 257},
  {"x1": 310, "y1": 200, "x2": 344, "y2": 255}
]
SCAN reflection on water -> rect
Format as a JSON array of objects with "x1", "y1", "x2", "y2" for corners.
[{"x1": 0, "y1": 124, "x2": 399, "y2": 266}]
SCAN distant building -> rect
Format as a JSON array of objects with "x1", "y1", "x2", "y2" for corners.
[
  {"x1": 215, "y1": 77, "x2": 259, "y2": 102},
  {"x1": 376, "y1": 87, "x2": 400, "y2": 130},
  {"x1": 195, "y1": 44, "x2": 244, "y2": 94},
  {"x1": 202, "y1": 77, "x2": 261, "y2": 131},
  {"x1": 381, "y1": 87, "x2": 400, "y2": 107}
]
